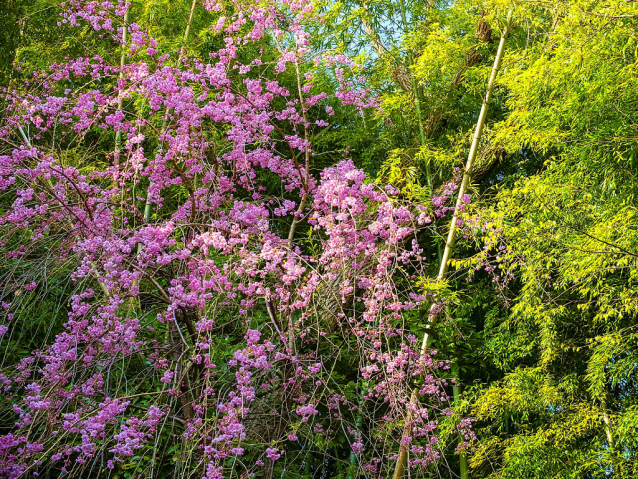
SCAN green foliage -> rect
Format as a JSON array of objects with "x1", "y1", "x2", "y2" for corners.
[{"x1": 447, "y1": 1, "x2": 638, "y2": 477}]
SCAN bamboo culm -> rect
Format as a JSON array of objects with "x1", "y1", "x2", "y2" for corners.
[{"x1": 391, "y1": 13, "x2": 512, "y2": 479}]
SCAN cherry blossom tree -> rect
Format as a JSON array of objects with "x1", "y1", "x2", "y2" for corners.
[{"x1": 0, "y1": 0, "x2": 471, "y2": 477}]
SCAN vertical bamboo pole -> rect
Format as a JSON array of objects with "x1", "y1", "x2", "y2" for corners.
[
  {"x1": 602, "y1": 400, "x2": 614, "y2": 447},
  {"x1": 390, "y1": 13, "x2": 512, "y2": 479},
  {"x1": 419, "y1": 10, "x2": 511, "y2": 355},
  {"x1": 114, "y1": 7, "x2": 130, "y2": 153},
  {"x1": 398, "y1": 0, "x2": 432, "y2": 191},
  {"x1": 130, "y1": 0, "x2": 198, "y2": 316},
  {"x1": 143, "y1": 0, "x2": 198, "y2": 224}
]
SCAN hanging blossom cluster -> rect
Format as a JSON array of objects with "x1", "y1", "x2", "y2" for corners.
[{"x1": 0, "y1": 0, "x2": 473, "y2": 477}]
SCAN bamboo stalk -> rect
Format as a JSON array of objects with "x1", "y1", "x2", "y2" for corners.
[
  {"x1": 142, "y1": 0, "x2": 198, "y2": 225},
  {"x1": 390, "y1": 13, "x2": 512, "y2": 479},
  {"x1": 130, "y1": 0, "x2": 198, "y2": 314},
  {"x1": 114, "y1": 7, "x2": 129, "y2": 153},
  {"x1": 398, "y1": 0, "x2": 432, "y2": 191},
  {"x1": 602, "y1": 400, "x2": 614, "y2": 447}
]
